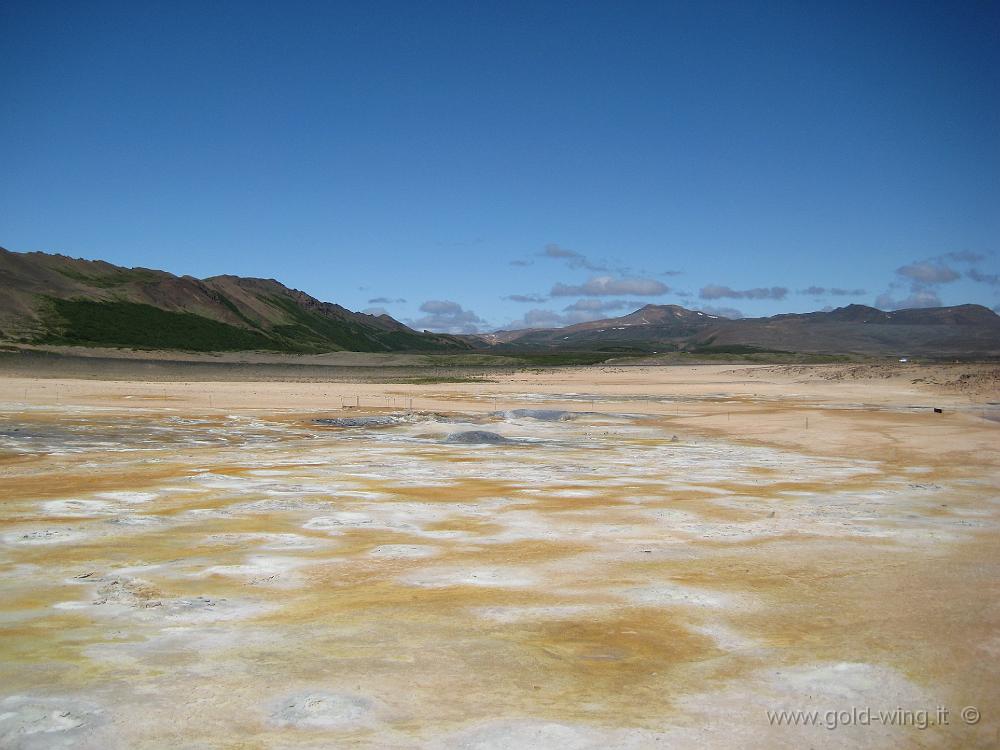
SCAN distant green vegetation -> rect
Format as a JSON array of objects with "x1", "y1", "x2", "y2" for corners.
[
  {"x1": 211, "y1": 292, "x2": 262, "y2": 329},
  {"x1": 266, "y1": 295, "x2": 381, "y2": 351},
  {"x1": 55, "y1": 267, "x2": 166, "y2": 288},
  {"x1": 264, "y1": 295, "x2": 462, "y2": 353},
  {"x1": 34, "y1": 296, "x2": 469, "y2": 354},
  {"x1": 689, "y1": 343, "x2": 789, "y2": 355},
  {"x1": 38, "y1": 298, "x2": 288, "y2": 352},
  {"x1": 378, "y1": 329, "x2": 463, "y2": 352}
]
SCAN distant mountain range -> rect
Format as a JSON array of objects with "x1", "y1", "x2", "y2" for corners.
[
  {"x1": 2, "y1": 248, "x2": 998, "y2": 357},
  {"x1": 0, "y1": 248, "x2": 468, "y2": 352},
  {"x1": 470, "y1": 302, "x2": 1000, "y2": 357}
]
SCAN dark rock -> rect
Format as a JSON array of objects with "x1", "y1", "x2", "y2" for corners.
[{"x1": 444, "y1": 431, "x2": 512, "y2": 444}]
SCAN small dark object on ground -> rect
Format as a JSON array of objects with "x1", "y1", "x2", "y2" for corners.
[{"x1": 934, "y1": 408, "x2": 943, "y2": 414}]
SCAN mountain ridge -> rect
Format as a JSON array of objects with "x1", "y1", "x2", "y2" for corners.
[
  {"x1": 2, "y1": 248, "x2": 998, "y2": 357},
  {"x1": 469, "y1": 302, "x2": 1000, "y2": 357},
  {"x1": 0, "y1": 248, "x2": 468, "y2": 353}
]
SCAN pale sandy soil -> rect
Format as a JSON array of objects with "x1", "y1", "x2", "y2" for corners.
[{"x1": 0, "y1": 364, "x2": 997, "y2": 749}]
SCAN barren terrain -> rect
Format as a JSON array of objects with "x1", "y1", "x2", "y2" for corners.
[{"x1": 1, "y1": 362, "x2": 997, "y2": 748}]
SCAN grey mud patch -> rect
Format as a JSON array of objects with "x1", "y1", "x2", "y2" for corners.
[
  {"x1": 54, "y1": 575, "x2": 267, "y2": 623},
  {"x1": 268, "y1": 691, "x2": 375, "y2": 730},
  {"x1": 0, "y1": 695, "x2": 112, "y2": 750},
  {"x1": 501, "y1": 409, "x2": 579, "y2": 421},
  {"x1": 445, "y1": 431, "x2": 514, "y2": 445}
]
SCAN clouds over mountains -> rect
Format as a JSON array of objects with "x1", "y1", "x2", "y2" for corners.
[
  {"x1": 487, "y1": 242, "x2": 999, "y2": 334},
  {"x1": 696, "y1": 305, "x2": 745, "y2": 319},
  {"x1": 410, "y1": 300, "x2": 487, "y2": 334},
  {"x1": 502, "y1": 298, "x2": 645, "y2": 330},
  {"x1": 875, "y1": 252, "x2": 995, "y2": 309}
]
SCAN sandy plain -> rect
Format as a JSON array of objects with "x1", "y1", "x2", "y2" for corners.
[{"x1": 0, "y1": 362, "x2": 997, "y2": 749}]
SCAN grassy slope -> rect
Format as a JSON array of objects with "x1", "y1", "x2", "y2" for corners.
[
  {"x1": 37, "y1": 298, "x2": 286, "y2": 352},
  {"x1": 34, "y1": 296, "x2": 468, "y2": 353},
  {"x1": 264, "y1": 295, "x2": 463, "y2": 353}
]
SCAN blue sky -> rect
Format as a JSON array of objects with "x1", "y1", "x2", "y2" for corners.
[{"x1": 2, "y1": 1, "x2": 998, "y2": 332}]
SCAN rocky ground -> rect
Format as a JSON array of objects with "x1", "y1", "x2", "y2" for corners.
[{"x1": 728, "y1": 363, "x2": 1000, "y2": 399}]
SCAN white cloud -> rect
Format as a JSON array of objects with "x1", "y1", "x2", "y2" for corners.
[
  {"x1": 875, "y1": 256, "x2": 974, "y2": 309},
  {"x1": 503, "y1": 299, "x2": 647, "y2": 330},
  {"x1": 504, "y1": 308, "x2": 575, "y2": 330},
  {"x1": 505, "y1": 293, "x2": 548, "y2": 303},
  {"x1": 562, "y1": 298, "x2": 636, "y2": 313},
  {"x1": 542, "y1": 243, "x2": 580, "y2": 260},
  {"x1": 874, "y1": 288, "x2": 942, "y2": 309},
  {"x1": 410, "y1": 300, "x2": 488, "y2": 334},
  {"x1": 896, "y1": 261, "x2": 959, "y2": 285},
  {"x1": 799, "y1": 286, "x2": 867, "y2": 296},
  {"x1": 943, "y1": 251, "x2": 985, "y2": 263},
  {"x1": 696, "y1": 305, "x2": 744, "y2": 319},
  {"x1": 540, "y1": 243, "x2": 607, "y2": 271},
  {"x1": 700, "y1": 285, "x2": 788, "y2": 300},
  {"x1": 551, "y1": 276, "x2": 669, "y2": 297},
  {"x1": 968, "y1": 268, "x2": 1000, "y2": 286}
]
